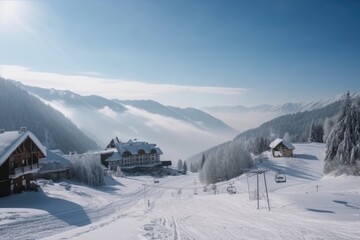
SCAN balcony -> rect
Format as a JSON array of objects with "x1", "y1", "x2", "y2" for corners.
[{"x1": 9, "y1": 163, "x2": 40, "y2": 178}]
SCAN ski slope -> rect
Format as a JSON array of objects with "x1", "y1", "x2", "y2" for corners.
[{"x1": 0, "y1": 143, "x2": 359, "y2": 239}]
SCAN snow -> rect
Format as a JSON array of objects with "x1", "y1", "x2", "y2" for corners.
[
  {"x1": 0, "y1": 143, "x2": 359, "y2": 240},
  {"x1": 269, "y1": 138, "x2": 295, "y2": 150}
]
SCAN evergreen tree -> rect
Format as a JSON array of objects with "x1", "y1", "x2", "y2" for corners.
[
  {"x1": 324, "y1": 92, "x2": 360, "y2": 175},
  {"x1": 200, "y1": 154, "x2": 206, "y2": 168},
  {"x1": 183, "y1": 161, "x2": 188, "y2": 174},
  {"x1": 177, "y1": 159, "x2": 183, "y2": 171},
  {"x1": 309, "y1": 121, "x2": 324, "y2": 143},
  {"x1": 323, "y1": 116, "x2": 336, "y2": 142}
]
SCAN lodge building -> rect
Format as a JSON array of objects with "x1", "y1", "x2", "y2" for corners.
[
  {"x1": 0, "y1": 128, "x2": 46, "y2": 197},
  {"x1": 102, "y1": 137, "x2": 163, "y2": 171}
]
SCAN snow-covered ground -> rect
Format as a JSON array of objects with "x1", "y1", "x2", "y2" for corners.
[{"x1": 0, "y1": 143, "x2": 359, "y2": 240}]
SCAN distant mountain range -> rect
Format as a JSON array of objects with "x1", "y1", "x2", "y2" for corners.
[
  {"x1": 0, "y1": 78, "x2": 99, "y2": 153},
  {"x1": 203, "y1": 92, "x2": 360, "y2": 114},
  {"x1": 20, "y1": 83, "x2": 236, "y2": 160},
  {"x1": 202, "y1": 92, "x2": 360, "y2": 132}
]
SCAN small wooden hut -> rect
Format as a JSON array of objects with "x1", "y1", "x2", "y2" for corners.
[{"x1": 269, "y1": 138, "x2": 295, "y2": 157}]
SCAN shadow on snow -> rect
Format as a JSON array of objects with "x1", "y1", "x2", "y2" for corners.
[{"x1": 0, "y1": 189, "x2": 91, "y2": 227}]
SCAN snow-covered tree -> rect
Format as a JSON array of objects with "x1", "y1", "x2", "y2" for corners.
[
  {"x1": 198, "y1": 154, "x2": 206, "y2": 184},
  {"x1": 67, "y1": 153, "x2": 105, "y2": 186},
  {"x1": 183, "y1": 161, "x2": 188, "y2": 174},
  {"x1": 324, "y1": 92, "x2": 360, "y2": 175},
  {"x1": 323, "y1": 116, "x2": 336, "y2": 142},
  {"x1": 115, "y1": 166, "x2": 124, "y2": 177},
  {"x1": 309, "y1": 122, "x2": 324, "y2": 143},
  {"x1": 199, "y1": 141, "x2": 252, "y2": 185},
  {"x1": 177, "y1": 159, "x2": 183, "y2": 171}
]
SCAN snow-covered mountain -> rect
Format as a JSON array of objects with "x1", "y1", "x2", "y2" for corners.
[
  {"x1": 202, "y1": 92, "x2": 360, "y2": 132},
  {"x1": 204, "y1": 92, "x2": 359, "y2": 114},
  {"x1": 20, "y1": 84, "x2": 237, "y2": 161},
  {"x1": 0, "y1": 78, "x2": 99, "y2": 153}
]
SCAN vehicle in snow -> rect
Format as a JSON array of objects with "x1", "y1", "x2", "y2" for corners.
[
  {"x1": 275, "y1": 173, "x2": 286, "y2": 183},
  {"x1": 203, "y1": 186, "x2": 208, "y2": 192},
  {"x1": 227, "y1": 185, "x2": 236, "y2": 194},
  {"x1": 194, "y1": 189, "x2": 198, "y2": 195},
  {"x1": 154, "y1": 177, "x2": 160, "y2": 183}
]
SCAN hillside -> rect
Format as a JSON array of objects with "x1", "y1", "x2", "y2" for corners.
[
  {"x1": 187, "y1": 100, "x2": 343, "y2": 169},
  {"x1": 235, "y1": 100, "x2": 342, "y2": 142},
  {"x1": 0, "y1": 78, "x2": 99, "y2": 153}
]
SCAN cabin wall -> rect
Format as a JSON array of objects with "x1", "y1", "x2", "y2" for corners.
[
  {"x1": 0, "y1": 159, "x2": 10, "y2": 197},
  {"x1": 0, "y1": 159, "x2": 9, "y2": 181}
]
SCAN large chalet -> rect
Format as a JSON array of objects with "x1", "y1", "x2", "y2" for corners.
[
  {"x1": 0, "y1": 128, "x2": 46, "y2": 197},
  {"x1": 101, "y1": 137, "x2": 163, "y2": 172}
]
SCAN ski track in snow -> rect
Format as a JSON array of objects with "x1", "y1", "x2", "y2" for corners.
[{"x1": 1, "y1": 143, "x2": 360, "y2": 240}]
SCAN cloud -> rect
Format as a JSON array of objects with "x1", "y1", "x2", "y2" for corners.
[{"x1": 0, "y1": 65, "x2": 248, "y2": 107}]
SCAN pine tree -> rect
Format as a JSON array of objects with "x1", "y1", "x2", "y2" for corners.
[
  {"x1": 183, "y1": 161, "x2": 188, "y2": 174},
  {"x1": 177, "y1": 159, "x2": 183, "y2": 171},
  {"x1": 309, "y1": 121, "x2": 324, "y2": 143},
  {"x1": 324, "y1": 92, "x2": 360, "y2": 175}
]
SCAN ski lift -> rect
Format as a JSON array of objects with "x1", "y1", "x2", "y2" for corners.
[
  {"x1": 194, "y1": 189, "x2": 198, "y2": 195},
  {"x1": 227, "y1": 185, "x2": 236, "y2": 194},
  {"x1": 275, "y1": 173, "x2": 286, "y2": 183}
]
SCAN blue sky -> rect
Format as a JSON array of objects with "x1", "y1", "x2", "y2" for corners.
[{"x1": 0, "y1": 0, "x2": 359, "y2": 107}]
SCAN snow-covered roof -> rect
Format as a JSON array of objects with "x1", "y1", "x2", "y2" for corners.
[
  {"x1": 269, "y1": 138, "x2": 295, "y2": 150},
  {"x1": 41, "y1": 149, "x2": 71, "y2": 167},
  {"x1": 0, "y1": 130, "x2": 47, "y2": 167},
  {"x1": 113, "y1": 139, "x2": 163, "y2": 156},
  {"x1": 105, "y1": 152, "x2": 122, "y2": 162},
  {"x1": 51, "y1": 149, "x2": 65, "y2": 156}
]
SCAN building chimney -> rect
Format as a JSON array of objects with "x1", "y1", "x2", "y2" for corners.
[{"x1": 19, "y1": 127, "x2": 28, "y2": 133}]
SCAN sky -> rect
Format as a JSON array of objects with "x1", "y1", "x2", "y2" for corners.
[{"x1": 0, "y1": 0, "x2": 359, "y2": 108}]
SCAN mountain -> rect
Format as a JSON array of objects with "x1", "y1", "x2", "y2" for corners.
[
  {"x1": 20, "y1": 84, "x2": 237, "y2": 161},
  {"x1": 117, "y1": 100, "x2": 235, "y2": 134},
  {"x1": 0, "y1": 78, "x2": 99, "y2": 153},
  {"x1": 203, "y1": 104, "x2": 272, "y2": 114},
  {"x1": 202, "y1": 92, "x2": 360, "y2": 132}
]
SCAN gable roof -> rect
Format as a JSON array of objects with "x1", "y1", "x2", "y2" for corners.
[
  {"x1": 269, "y1": 138, "x2": 295, "y2": 150},
  {"x1": 105, "y1": 151, "x2": 122, "y2": 162},
  {"x1": 0, "y1": 130, "x2": 47, "y2": 167}
]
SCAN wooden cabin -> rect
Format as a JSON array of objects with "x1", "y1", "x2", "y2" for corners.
[
  {"x1": 269, "y1": 138, "x2": 295, "y2": 158},
  {"x1": 0, "y1": 128, "x2": 46, "y2": 197}
]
